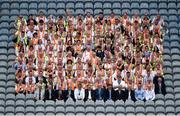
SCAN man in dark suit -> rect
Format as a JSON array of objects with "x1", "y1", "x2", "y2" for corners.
[
  {"x1": 84, "y1": 84, "x2": 96, "y2": 102},
  {"x1": 123, "y1": 79, "x2": 136, "y2": 101},
  {"x1": 153, "y1": 75, "x2": 166, "y2": 95},
  {"x1": 36, "y1": 70, "x2": 47, "y2": 88},
  {"x1": 45, "y1": 84, "x2": 56, "y2": 100},
  {"x1": 103, "y1": 84, "x2": 116, "y2": 101}
]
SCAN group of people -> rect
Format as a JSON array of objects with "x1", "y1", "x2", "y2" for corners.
[{"x1": 14, "y1": 10, "x2": 166, "y2": 102}]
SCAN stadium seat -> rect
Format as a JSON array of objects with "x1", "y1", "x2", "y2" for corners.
[
  {"x1": 25, "y1": 106, "x2": 35, "y2": 115},
  {"x1": 26, "y1": 100, "x2": 35, "y2": 107},
  {"x1": 85, "y1": 106, "x2": 95, "y2": 116},
  {"x1": 36, "y1": 100, "x2": 45, "y2": 107},
  {"x1": 55, "y1": 106, "x2": 65, "y2": 116},
  {"x1": 75, "y1": 106, "x2": 85, "y2": 115},
  {"x1": 135, "y1": 106, "x2": 145, "y2": 115},
  {"x1": 155, "y1": 106, "x2": 165, "y2": 115},
  {"x1": 95, "y1": 106, "x2": 105, "y2": 115},
  {"x1": 45, "y1": 106, "x2": 55, "y2": 115},
  {"x1": 15, "y1": 106, "x2": 25, "y2": 115},
  {"x1": 105, "y1": 106, "x2": 115, "y2": 116},
  {"x1": 35, "y1": 106, "x2": 45, "y2": 115}
]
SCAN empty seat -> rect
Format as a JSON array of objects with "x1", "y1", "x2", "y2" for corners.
[
  {"x1": 113, "y1": 9, "x2": 121, "y2": 15},
  {"x1": 26, "y1": 94, "x2": 34, "y2": 100},
  {"x1": 75, "y1": 106, "x2": 85, "y2": 115},
  {"x1": 10, "y1": 3, "x2": 19, "y2": 9},
  {"x1": 168, "y1": 3, "x2": 176, "y2": 9},
  {"x1": 95, "y1": 106, "x2": 105, "y2": 115},
  {"x1": 47, "y1": 9, "x2": 56, "y2": 16},
  {"x1": 38, "y1": 3, "x2": 47, "y2": 9},
  {"x1": 95, "y1": 100, "x2": 104, "y2": 107},
  {"x1": 29, "y1": 3, "x2": 38, "y2": 9},
  {"x1": 0, "y1": 106, "x2": 4, "y2": 115},
  {"x1": 105, "y1": 106, "x2": 115, "y2": 116},
  {"x1": 125, "y1": 106, "x2": 135, "y2": 115},
  {"x1": 6, "y1": 94, "x2": 15, "y2": 101},
  {"x1": 103, "y1": 9, "x2": 111, "y2": 16},
  {"x1": 85, "y1": 106, "x2": 95, "y2": 115},
  {"x1": 25, "y1": 106, "x2": 35, "y2": 115},
  {"x1": 6, "y1": 87, "x2": 15, "y2": 94},
  {"x1": 66, "y1": 2, "x2": 74, "y2": 9},
  {"x1": 135, "y1": 106, "x2": 145, "y2": 115},
  {"x1": 45, "y1": 106, "x2": 55, "y2": 115},
  {"x1": 57, "y1": 9, "x2": 66, "y2": 16},
  {"x1": 1, "y1": 3, "x2": 10, "y2": 9},
  {"x1": 0, "y1": 10, "x2": 10, "y2": 16},
  {"x1": 105, "y1": 100, "x2": 114, "y2": 107},
  {"x1": 26, "y1": 100, "x2": 35, "y2": 107},
  {"x1": 166, "y1": 106, "x2": 175, "y2": 115},
  {"x1": 115, "y1": 106, "x2": 125, "y2": 115},
  {"x1": 66, "y1": 106, "x2": 75, "y2": 115},
  {"x1": 0, "y1": 74, "x2": 6, "y2": 82},
  {"x1": 35, "y1": 106, "x2": 45, "y2": 115},
  {"x1": 169, "y1": 9, "x2": 177, "y2": 16},
  {"x1": 149, "y1": 3, "x2": 157, "y2": 9},
  {"x1": 20, "y1": 9, "x2": 29, "y2": 16},
  {"x1": 48, "y1": 3, "x2": 56, "y2": 9},
  {"x1": 15, "y1": 106, "x2": 25, "y2": 115},
  {"x1": 65, "y1": 98, "x2": 75, "y2": 107},
  {"x1": 131, "y1": 3, "x2": 139, "y2": 9},
  {"x1": 5, "y1": 106, "x2": 14, "y2": 114},
  {"x1": 122, "y1": 3, "x2": 130, "y2": 9},
  {"x1": 15, "y1": 100, "x2": 25, "y2": 107},
  {"x1": 103, "y1": 2, "x2": 111, "y2": 9},
  {"x1": 0, "y1": 94, "x2": 6, "y2": 101},
  {"x1": 20, "y1": 3, "x2": 28, "y2": 9},
  {"x1": 146, "y1": 106, "x2": 155, "y2": 115},
  {"x1": 29, "y1": 9, "x2": 38, "y2": 16},
  {"x1": 16, "y1": 94, "x2": 25, "y2": 101},
  {"x1": 5, "y1": 100, "x2": 15, "y2": 107},
  {"x1": 36, "y1": 100, "x2": 45, "y2": 107},
  {"x1": 75, "y1": 2, "x2": 84, "y2": 9},
  {"x1": 45, "y1": 100, "x2": 55, "y2": 107},
  {"x1": 56, "y1": 106, "x2": 65, "y2": 115},
  {"x1": 75, "y1": 9, "x2": 84, "y2": 16},
  {"x1": 84, "y1": 2, "x2": 93, "y2": 9},
  {"x1": 156, "y1": 106, "x2": 165, "y2": 115}
]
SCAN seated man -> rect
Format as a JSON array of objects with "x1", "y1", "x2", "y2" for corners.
[
  {"x1": 124, "y1": 79, "x2": 136, "y2": 101},
  {"x1": 145, "y1": 79, "x2": 155, "y2": 101},
  {"x1": 74, "y1": 82, "x2": 85, "y2": 101},
  {"x1": 113, "y1": 74, "x2": 127, "y2": 101},
  {"x1": 135, "y1": 81, "x2": 145, "y2": 101}
]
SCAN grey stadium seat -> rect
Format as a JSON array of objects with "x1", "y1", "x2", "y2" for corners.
[
  {"x1": 95, "y1": 106, "x2": 105, "y2": 115},
  {"x1": 105, "y1": 106, "x2": 115, "y2": 116},
  {"x1": 45, "y1": 106, "x2": 55, "y2": 115},
  {"x1": 15, "y1": 106, "x2": 25, "y2": 115},
  {"x1": 56, "y1": 105, "x2": 65, "y2": 115},
  {"x1": 75, "y1": 106, "x2": 85, "y2": 115},
  {"x1": 25, "y1": 106, "x2": 35, "y2": 115},
  {"x1": 135, "y1": 106, "x2": 145, "y2": 115},
  {"x1": 35, "y1": 106, "x2": 45, "y2": 115}
]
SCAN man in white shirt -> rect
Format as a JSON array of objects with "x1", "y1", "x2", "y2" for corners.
[
  {"x1": 25, "y1": 70, "x2": 36, "y2": 84},
  {"x1": 113, "y1": 74, "x2": 127, "y2": 91},
  {"x1": 144, "y1": 80, "x2": 155, "y2": 101},
  {"x1": 74, "y1": 82, "x2": 85, "y2": 101}
]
